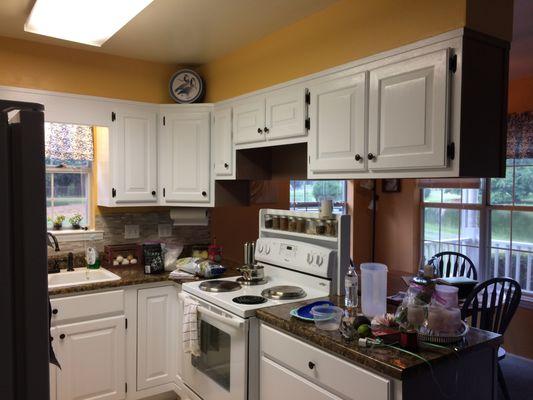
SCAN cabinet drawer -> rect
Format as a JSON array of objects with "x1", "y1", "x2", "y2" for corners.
[
  {"x1": 261, "y1": 324, "x2": 390, "y2": 400},
  {"x1": 50, "y1": 290, "x2": 124, "y2": 324}
]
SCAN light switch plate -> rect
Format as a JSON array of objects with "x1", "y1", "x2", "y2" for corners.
[
  {"x1": 158, "y1": 224, "x2": 172, "y2": 238},
  {"x1": 124, "y1": 224, "x2": 140, "y2": 239}
]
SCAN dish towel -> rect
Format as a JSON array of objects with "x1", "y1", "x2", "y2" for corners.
[{"x1": 182, "y1": 297, "x2": 201, "y2": 357}]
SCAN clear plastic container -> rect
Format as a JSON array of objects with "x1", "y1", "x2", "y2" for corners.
[
  {"x1": 310, "y1": 305, "x2": 343, "y2": 331},
  {"x1": 360, "y1": 263, "x2": 388, "y2": 317},
  {"x1": 435, "y1": 285, "x2": 459, "y2": 308}
]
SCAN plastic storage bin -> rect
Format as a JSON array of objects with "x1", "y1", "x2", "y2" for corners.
[{"x1": 360, "y1": 263, "x2": 388, "y2": 317}]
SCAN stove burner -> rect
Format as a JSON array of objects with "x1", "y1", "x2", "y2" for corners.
[
  {"x1": 236, "y1": 277, "x2": 268, "y2": 286},
  {"x1": 199, "y1": 280, "x2": 241, "y2": 293},
  {"x1": 232, "y1": 295, "x2": 268, "y2": 305},
  {"x1": 261, "y1": 285, "x2": 307, "y2": 300}
]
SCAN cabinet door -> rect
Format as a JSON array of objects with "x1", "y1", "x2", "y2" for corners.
[
  {"x1": 368, "y1": 48, "x2": 450, "y2": 170},
  {"x1": 261, "y1": 356, "x2": 340, "y2": 400},
  {"x1": 54, "y1": 316, "x2": 126, "y2": 400},
  {"x1": 233, "y1": 95, "x2": 266, "y2": 145},
  {"x1": 160, "y1": 112, "x2": 211, "y2": 203},
  {"x1": 265, "y1": 86, "x2": 306, "y2": 140},
  {"x1": 308, "y1": 71, "x2": 367, "y2": 173},
  {"x1": 137, "y1": 286, "x2": 177, "y2": 390},
  {"x1": 113, "y1": 109, "x2": 158, "y2": 203},
  {"x1": 213, "y1": 107, "x2": 233, "y2": 177}
]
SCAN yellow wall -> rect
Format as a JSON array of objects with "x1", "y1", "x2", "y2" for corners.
[{"x1": 0, "y1": 35, "x2": 177, "y2": 103}]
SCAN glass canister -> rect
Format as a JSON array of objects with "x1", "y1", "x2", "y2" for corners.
[
  {"x1": 279, "y1": 215, "x2": 289, "y2": 231},
  {"x1": 288, "y1": 217, "x2": 297, "y2": 232},
  {"x1": 264, "y1": 214, "x2": 273, "y2": 229},
  {"x1": 316, "y1": 219, "x2": 326, "y2": 235},
  {"x1": 325, "y1": 219, "x2": 337, "y2": 237},
  {"x1": 296, "y1": 217, "x2": 306, "y2": 233},
  {"x1": 306, "y1": 218, "x2": 317, "y2": 234},
  {"x1": 272, "y1": 215, "x2": 280, "y2": 230}
]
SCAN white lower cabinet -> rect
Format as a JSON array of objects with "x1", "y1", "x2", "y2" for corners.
[
  {"x1": 53, "y1": 316, "x2": 126, "y2": 400},
  {"x1": 137, "y1": 286, "x2": 177, "y2": 390},
  {"x1": 260, "y1": 323, "x2": 392, "y2": 400}
]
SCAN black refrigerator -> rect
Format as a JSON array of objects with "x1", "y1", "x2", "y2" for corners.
[{"x1": 0, "y1": 100, "x2": 50, "y2": 400}]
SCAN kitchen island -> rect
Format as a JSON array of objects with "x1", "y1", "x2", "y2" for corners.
[{"x1": 256, "y1": 296, "x2": 502, "y2": 400}]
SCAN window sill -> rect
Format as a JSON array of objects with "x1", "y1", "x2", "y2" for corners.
[
  {"x1": 519, "y1": 295, "x2": 533, "y2": 310},
  {"x1": 49, "y1": 229, "x2": 104, "y2": 243}
]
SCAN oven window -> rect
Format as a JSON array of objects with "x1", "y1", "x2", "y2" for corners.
[{"x1": 192, "y1": 320, "x2": 231, "y2": 391}]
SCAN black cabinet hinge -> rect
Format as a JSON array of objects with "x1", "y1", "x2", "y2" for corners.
[
  {"x1": 125, "y1": 318, "x2": 128, "y2": 330},
  {"x1": 112, "y1": 188, "x2": 116, "y2": 198},
  {"x1": 111, "y1": 112, "x2": 116, "y2": 122},
  {"x1": 163, "y1": 188, "x2": 166, "y2": 198},
  {"x1": 163, "y1": 116, "x2": 166, "y2": 126},
  {"x1": 305, "y1": 90, "x2": 310, "y2": 105},
  {"x1": 447, "y1": 142, "x2": 455, "y2": 160},
  {"x1": 305, "y1": 118, "x2": 310, "y2": 130},
  {"x1": 449, "y1": 54, "x2": 457, "y2": 74}
]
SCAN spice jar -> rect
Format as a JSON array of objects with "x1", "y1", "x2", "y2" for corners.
[
  {"x1": 272, "y1": 215, "x2": 280, "y2": 230},
  {"x1": 316, "y1": 219, "x2": 326, "y2": 235},
  {"x1": 306, "y1": 218, "x2": 317, "y2": 234},
  {"x1": 264, "y1": 214, "x2": 273, "y2": 229},
  {"x1": 279, "y1": 216, "x2": 289, "y2": 231},
  {"x1": 325, "y1": 219, "x2": 337, "y2": 237},
  {"x1": 296, "y1": 217, "x2": 306, "y2": 233},
  {"x1": 288, "y1": 217, "x2": 297, "y2": 232}
]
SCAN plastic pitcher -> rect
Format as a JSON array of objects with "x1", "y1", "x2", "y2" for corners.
[{"x1": 360, "y1": 263, "x2": 388, "y2": 317}]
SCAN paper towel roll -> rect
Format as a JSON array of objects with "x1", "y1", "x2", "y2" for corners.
[{"x1": 170, "y1": 208, "x2": 208, "y2": 226}]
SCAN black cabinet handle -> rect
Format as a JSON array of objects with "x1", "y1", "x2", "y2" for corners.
[
  {"x1": 151, "y1": 190, "x2": 156, "y2": 196},
  {"x1": 355, "y1": 154, "x2": 362, "y2": 161},
  {"x1": 367, "y1": 153, "x2": 375, "y2": 160},
  {"x1": 264, "y1": 127, "x2": 269, "y2": 134},
  {"x1": 59, "y1": 334, "x2": 65, "y2": 340},
  {"x1": 257, "y1": 128, "x2": 263, "y2": 134},
  {"x1": 52, "y1": 309, "x2": 58, "y2": 315},
  {"x1": 308, "y1": 361, "x2": 315, "y2": 370},
  {"x1": 201, "y1": 191, "x2": 207, "y2": 197},
  {"x1": 224, "y1": 163, "x2": 229, "y2": 169}
]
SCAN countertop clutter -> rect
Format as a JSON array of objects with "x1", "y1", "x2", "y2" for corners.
[{"x1": 256, "y1": 295, "x2": 503, "y2": 380}]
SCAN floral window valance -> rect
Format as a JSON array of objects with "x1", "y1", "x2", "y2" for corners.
[
  {"x1": 45, "y1": 122, "x2": 93, "y2": 163},
  {"x1": 507, "y1": 111, "x2": 533, "y2": 159}
]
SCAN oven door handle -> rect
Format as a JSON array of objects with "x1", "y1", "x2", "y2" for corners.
[{"x1": 197, "y1": 305, "x2": 243, "y2": 329}]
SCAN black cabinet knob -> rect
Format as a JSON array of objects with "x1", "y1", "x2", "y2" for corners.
[
  {"x1": 52, "y1": 309, "x2": 58, "y2": 315},
  {"x1": 59, "y1": 334, "x2": 66, "y2": 340},
  {"x1": 151, "y1": 190, "x2": 156, "y2": 196},
  {"x1": 264, "y1": 127, "x2": 269, "y2": 133},
  {"x1": 257, "y1": 128, "x2": 263, "y2": 134},
  {"x1": 355, "y1": 154, "x2": 362, "y2": 161},
  {"x1": 367, "y1": 153, "x2": 375, "y2": 160},
  {"x1": 201, "y1": 191, "x2": 207, "y2": 197},
  {"x1": 224, "y1": 163, "x2": 229, "y2": 169},
  {"x1": 308, "y1": 361, "x2": 315, "y2": 370}
]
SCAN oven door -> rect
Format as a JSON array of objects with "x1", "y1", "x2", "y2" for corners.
[{"x1": 180, "y1": 293, "x2": 248, "y2": 400}]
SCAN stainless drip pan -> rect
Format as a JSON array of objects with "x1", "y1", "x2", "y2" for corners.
[
  {"x1": 261, "y1": 285, "x2": 306, "y2": 300},
  {"x1": 199, "y1": 280, "x2": 242, "y2": 293}
]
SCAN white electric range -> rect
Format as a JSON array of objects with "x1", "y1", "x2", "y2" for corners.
[{"x1": 179, "y1": 210, "x2": 350, "y2": 400}]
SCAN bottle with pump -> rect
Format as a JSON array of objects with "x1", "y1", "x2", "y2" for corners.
[{"x1": 345, "y1": 259, "x2": 358, "y2": 315}]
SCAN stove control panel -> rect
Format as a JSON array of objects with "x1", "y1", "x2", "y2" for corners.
[{"x1": 255, "y1": 237, "x2": 336, "y2": 279}]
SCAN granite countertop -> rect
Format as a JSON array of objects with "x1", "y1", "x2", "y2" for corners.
[
  {"x1": 48, "y1": 259, "x2": 241, "y2": 296},
  {"x1": 256, "y1": 295, "x2": 503, "y2": 380}
]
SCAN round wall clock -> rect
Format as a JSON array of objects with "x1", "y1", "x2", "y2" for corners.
[{"x1": 169, "y1": 69, "x2": 205, "y2": 103}]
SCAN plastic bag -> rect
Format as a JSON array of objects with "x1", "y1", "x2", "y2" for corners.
[{"x1": 163, "y1": 244, "x2": 184, "y2": 271}]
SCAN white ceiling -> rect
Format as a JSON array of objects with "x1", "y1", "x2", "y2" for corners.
[
  {"x1": 510, "y1": 0, "x2": 533, "y2": 79},
  {"x1": 0, "y1": 0, "x2": 337, "y2": 65}
]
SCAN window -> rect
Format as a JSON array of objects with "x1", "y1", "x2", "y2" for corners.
[
  {"x1": 290, "y1": 180, "x2": 347, "y2": 213},
  {"x1": 421, "y1": 112, "x2": 533, "y2": 297},
  {"x1": 45, "y1": 122, "x2": 93, "y2": 230}
]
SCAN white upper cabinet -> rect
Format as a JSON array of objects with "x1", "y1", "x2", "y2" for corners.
[
  {"x1": 213, "y1": 107, "x2": 233, "y2": 177},
  {"x1": 113, "y1": 109, "x2": 158, "y2": 203},
  {"x1": 265, "y1": 86, "x2": 306, "y2": 140},
  {"x1": 368, "y1": 48, "x2": 450, "y2": 171},
  {"x1": 308, "y1": 70, "x2": 367, "y2": 174},
  {"x1": 160, "y1": 110, "x2": 211, "y2": 204},
  {"x1": 233, "y1": 95, "x2": 266, "y2": 145}
]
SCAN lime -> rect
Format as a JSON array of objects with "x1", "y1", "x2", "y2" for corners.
[{"x1": 357, "y1": 324, "x2": 372, "y2": 338}]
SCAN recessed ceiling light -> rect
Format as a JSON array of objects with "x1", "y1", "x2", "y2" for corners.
[{"x1": 24, "y1": 0, "x2": 154, "y2": 47}]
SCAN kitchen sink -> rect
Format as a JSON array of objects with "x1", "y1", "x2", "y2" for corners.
[{"x1": 48, "y1": 267, "x2": 121, "y2": 289}]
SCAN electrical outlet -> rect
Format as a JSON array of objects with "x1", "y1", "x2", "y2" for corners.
[
  {"x1": 158, "y1": 224, "x2": 172, "y2": 238},
  {"x1": 124, "y1": 224, "x2": 139, "y2": 239}
]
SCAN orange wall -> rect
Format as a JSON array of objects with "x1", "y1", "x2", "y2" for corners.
[
  {"x1": 0, "y1": 35, "x2": 177, "y2": 103},
  {"x1": 508, "y1": 75, "x2": 533, "y2": 113}
]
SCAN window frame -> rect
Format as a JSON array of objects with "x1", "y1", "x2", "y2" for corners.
[{"x1": 289, "y1": 180, "x2": 348, "y2": 213}]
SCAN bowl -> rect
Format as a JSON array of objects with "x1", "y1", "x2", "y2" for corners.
[{"x1": 310, "y1": 305, "x2": 343, "y2": 331}]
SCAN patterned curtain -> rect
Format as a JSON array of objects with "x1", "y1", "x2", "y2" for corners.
[
  {"x1": 507, "y1": 111, "x2": 533, "y2": 159},
  {"x1": 44, "y1": 122, "x2": 93, "y2": 162}
]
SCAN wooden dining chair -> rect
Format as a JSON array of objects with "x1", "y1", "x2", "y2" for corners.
[
  {"x1": 461, "y1": 278, "x2": 522, "y2": 400},
  {"x1": 429, "y1": 251, "x2": 478, "y2": 280}
]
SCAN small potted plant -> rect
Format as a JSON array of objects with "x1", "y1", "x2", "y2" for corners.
[
  {"x1": 52, "y1": 215, "x2": 65, "y2": 230},
  {"x1": 69, "y1": 213, "x2": 83, "y2": 230}
]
